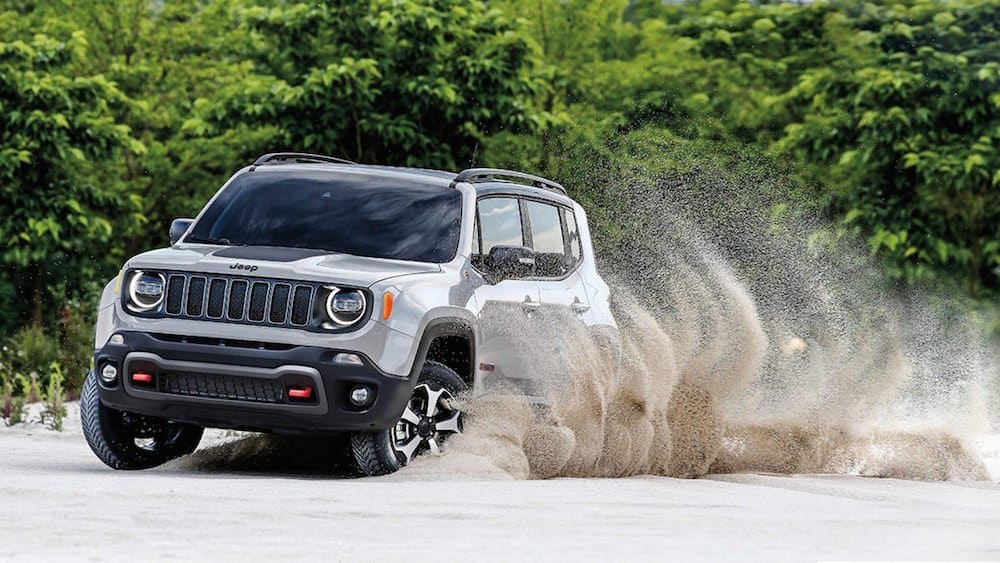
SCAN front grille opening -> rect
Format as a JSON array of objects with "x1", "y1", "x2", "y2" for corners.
[
  {"x1": 227, "y1": 280, "x2": 248, "y2": 320},
  {"x1": 159, "y1": 372, "x2": 285, "y2": 403},
  {"x1": 291, "y1": 286, "x2": 312, "y2": 325},
  {"x1": 166, "y1": 275, "x2": 185, "y2": 315},
  {"x1": 269, "y1": 284, "x2": 291, "y2": 324},
  {"x1": 248, "y1": 282, "x2": 269, "y2": 322},
  {"x1": 150, "y1": 333, "x2": 296, "y2": 351},
  {"x1": 187, "y1": 277, "x2": 207, "y2": 316},
  {"x1": 207, "y1": 278, "x2": 227, "y2": 318}
]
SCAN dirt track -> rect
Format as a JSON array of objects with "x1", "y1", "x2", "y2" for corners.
[{"x1": 2, "y1": 409, "x2": 999, "y2": 562}]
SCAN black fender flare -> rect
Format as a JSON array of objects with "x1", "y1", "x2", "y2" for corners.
[{"x1": 407, "y1": 317, "x2": 476, "y2": 383}]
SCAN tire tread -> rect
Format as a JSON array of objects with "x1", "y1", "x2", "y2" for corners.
[
  {"x1": 80, "y1": 371, "x2": 202, "y2": 470},
  {"x1": 350, "y1": 361, "x2": 467, "y2": 477}
]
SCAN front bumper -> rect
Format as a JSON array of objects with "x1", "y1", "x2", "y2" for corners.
[{"x1": 94, "y1": 331, "x2": 416, "y2": 434}]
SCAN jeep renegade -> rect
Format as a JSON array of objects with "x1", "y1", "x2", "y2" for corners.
[{"x1": 82, "y1": 152, "x2": 617, "y2": 476}]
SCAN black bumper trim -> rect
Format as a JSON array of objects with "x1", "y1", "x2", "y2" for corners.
[{"x1": 95, "y1": 331, "x2": 416, "y2": 434}]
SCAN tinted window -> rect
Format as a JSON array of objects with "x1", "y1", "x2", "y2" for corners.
[
  {"x1": 526, "y1": 201, "x2": 564, "y2": 254},
  {"x1": 563, "y1": 207, "x2": 582, "y2": 263},
  {"x1": 478, "y1": 198, "x2": 523, "y2": 253},
  {"x1": 187, "y1": 172, "x2": 462, "y2": 263}
]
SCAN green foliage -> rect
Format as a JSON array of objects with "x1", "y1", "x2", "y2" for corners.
[
  {"x1": 0, "y1": 366, "x2": 27, "y2": 425},
  {"x1": 0, "y1": 19, "x2": 139, "y2": 327},
  {"x1": 0, "y1": 293, "x2": 94, "y2": 399},
  {"x1": 773, "y1": 2, "x2": 1000, "y2": 294},
  {"x1": 0, "y1": 347, "x2": 70, "y2": 428},
  {"x1": 187, "y1": 0, "x2": 542, "y2": 169},
  {"x1": 41, "y1": 362, "x2": 66, "y2": 431},
  {"x1": 0, "y1": 321, "x2": 88, "y2": 424}
]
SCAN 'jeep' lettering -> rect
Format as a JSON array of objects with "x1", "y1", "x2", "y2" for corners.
[{"x1": 230, "y1": 263, "x2": 259, "y2": 273}]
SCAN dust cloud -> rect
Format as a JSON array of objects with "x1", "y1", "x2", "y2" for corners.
[
  {"x1": 407, "y1": 157, "x2": 995, "y2": 482},
  {"x1": 410, "y1": 292, "x2": 990, "y2": 481}
]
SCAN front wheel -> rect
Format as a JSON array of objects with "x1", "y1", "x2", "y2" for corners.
[
  {"x1": 351, "y1": 361, "x2": 467, "y2": 476},
  {"x1": 81, "y1": 371, "x2": 203, "y2": 470}
]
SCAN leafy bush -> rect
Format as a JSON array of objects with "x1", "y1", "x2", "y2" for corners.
[
  {"x1": 1, "y1": 371, "x2": 28, "y2": 426},
  {"x1": 5, "y1": 326, "x2": 61, "y2": 378},
  {"x1": 58, "y1": 293, "x2": 97, "y2": 397},
  {"x1": 0, "y1": 318, "x2": 88, "y2": 427},
  {"x1": 40, "y1": 362, "x2": 66, "y2": 431}
]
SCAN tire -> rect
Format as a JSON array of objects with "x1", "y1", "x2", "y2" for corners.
[
  {"x1": 80, "y1": 371, "x2": 203, "y2": 470},
  {"x1": 351, "y1": 361, "x2": 468, "y2": 476}
]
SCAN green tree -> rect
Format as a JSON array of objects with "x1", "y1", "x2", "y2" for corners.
[
  {"x1": 27, "y1": 0, "x2": 279, "y2": 256},
  {"x1": 776, "y1": 2, "x2": 1000, "y2": 294},
  {"x1": 0, "y1": 21, "x2": 139, "y2": 326},
  {"x1": 187, "y1": 0, "x2": 542, "y2": 170}
]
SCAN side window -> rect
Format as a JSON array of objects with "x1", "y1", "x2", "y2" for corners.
[
  {"x1": 563, "y1": 207, "x2": 582, "y2": 265},
  {"x1": 477, "y1": 197, "x2": 523, "y2": 255},
  {"x1": 526, "y1": 200, "x2": 569, "y2": 278}
]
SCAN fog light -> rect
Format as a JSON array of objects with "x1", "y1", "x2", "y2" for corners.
[
  {"x1": 333, "y1": 353, "x2": 363, "y2": 366},
  {"x1": 100, "y1": 364, "x2": 118, "y2": 383},
  {"x1": 349, "y1": 386, "x2": 371, "y2": 406},
  {"x1": 108, "y1": 334, "x2": 125, "y2": 346}
]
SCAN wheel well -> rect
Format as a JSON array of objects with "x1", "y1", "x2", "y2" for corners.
[{"x1": 425, "y1": 334, "x2": 473, "y2": 386}]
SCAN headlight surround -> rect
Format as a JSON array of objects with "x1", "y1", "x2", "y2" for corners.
[
  {"x1": 126, "y1": 271, "x2": 166, "y2": 312},
  {"x1": 324, "y1": 287, "x2": 367, "y2": 327}
]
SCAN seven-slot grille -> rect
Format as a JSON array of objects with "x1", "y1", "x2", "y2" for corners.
[{"x1": 164, "y1": 273, "x2": 316, "y2": 327}]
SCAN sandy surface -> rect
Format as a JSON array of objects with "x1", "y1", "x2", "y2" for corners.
[{"x1": 1, "y1": 404, "x2": 999, "y2": 562}]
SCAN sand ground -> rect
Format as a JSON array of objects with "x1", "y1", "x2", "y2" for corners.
[{"x1": 1, "y1": 404, "x2": 998, "y2": 562}]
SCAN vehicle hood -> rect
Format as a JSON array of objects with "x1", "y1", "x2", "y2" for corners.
[{"x1": 125, "y1": 245, "x2": 440, "y2": 287}]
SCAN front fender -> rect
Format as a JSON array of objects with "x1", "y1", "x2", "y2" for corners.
[{"x1": 93, "y1": 276, "x2": 119, "y2": 350}]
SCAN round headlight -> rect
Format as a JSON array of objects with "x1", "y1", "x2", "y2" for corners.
[
  {"x1": 128, "y1": 271, "x2": 165, "y2": 311},
  {"x1": 325, "y1": 288, "x2": 366, "y2": 326}
]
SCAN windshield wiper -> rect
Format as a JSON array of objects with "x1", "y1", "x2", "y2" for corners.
[{"x1": 184, "y1": 234, "x2": 232, "y2": 246}]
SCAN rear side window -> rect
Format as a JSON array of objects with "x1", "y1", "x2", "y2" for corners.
[
  {"x1": 526, "y1": 200, "x2": 571, "y2": 278},
  {"x1": 525, "y1": 201, "x2": 564, "y2": 254},
  {"x1": 478, "y1": 198, "x2": 523, "y2": 253}
]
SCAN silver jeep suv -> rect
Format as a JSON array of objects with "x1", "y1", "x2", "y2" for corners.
[{"x1": 82, "y1": 152, "x2": 617, "y2": 475}]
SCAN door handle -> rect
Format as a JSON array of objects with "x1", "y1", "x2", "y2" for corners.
[
  {"x1": 521, "y1": 296, "x2": 540, "y2": 313},
  {"x1": 571, "y1": 298, "x2": 590, "y2": 314}
]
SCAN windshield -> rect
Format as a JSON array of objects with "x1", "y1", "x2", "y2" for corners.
[{"x1": 187, "y1": 171, "x2": 462, "y2": 263}]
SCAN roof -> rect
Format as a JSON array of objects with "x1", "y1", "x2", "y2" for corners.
[{"x1": 244, "y1": 156, "x2": 574, "y2": 205}]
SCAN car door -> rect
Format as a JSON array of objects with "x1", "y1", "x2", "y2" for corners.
[
  {"x1": 522, "y1": 200, "x2": 595, "y2": 389},
  {"x1": 469, "y1": 196, "x2": 543, "y2": 396}
]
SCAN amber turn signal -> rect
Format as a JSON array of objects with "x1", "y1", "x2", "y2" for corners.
[{"x1": 382, "y1": 291, "x2": 393, "y2": 320}]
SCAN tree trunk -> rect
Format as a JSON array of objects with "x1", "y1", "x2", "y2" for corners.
[{"x1": 31, "y1": 263, "x2": 43, "y2": 327}]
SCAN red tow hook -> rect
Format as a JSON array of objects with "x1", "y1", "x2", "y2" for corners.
[
  {"x1": 288, "y1": 386, "x2": 313, "y2": 400},
  {"x1": 131, "y1": 372, "x2": 154, "y2": 384}
]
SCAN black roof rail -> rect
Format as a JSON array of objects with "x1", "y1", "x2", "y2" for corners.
[
  {"x1": 252, "y1": 152, "x2": 357, "y2": 167},
  {"x1": 450, "y1": 168, "x2": 567, "y2": 195}
]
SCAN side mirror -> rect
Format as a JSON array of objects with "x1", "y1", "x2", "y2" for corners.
[
  {"x1": 485, "y1": 245, "x2": 535, "y2": 282},
  {"x1": 169, "y1": 218, "x2": 194, "y2": 245}
]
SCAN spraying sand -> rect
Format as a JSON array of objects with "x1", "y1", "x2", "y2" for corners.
[{"x1": 390, "y1": 161, "x2": 997, "y2": 482}]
